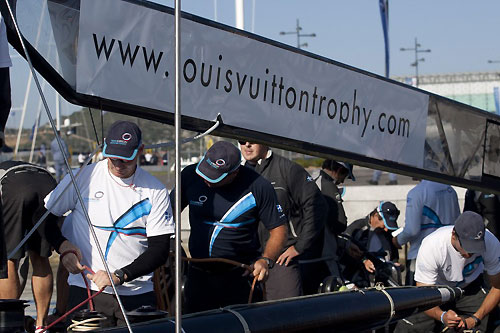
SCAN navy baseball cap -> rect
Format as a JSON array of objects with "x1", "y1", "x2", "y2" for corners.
[
  {"x1": 102, "y1": 121, "x2": 142, "y2": 160},
  {"x1": 196, "y1": 141, "x2": 241, "y2": 183},
  {"x1": 377, "y1": 201, "x2": 400, "y2": 230},
  {"x1": 454, "y1": 211, "x2": 485, "y2": 254}
]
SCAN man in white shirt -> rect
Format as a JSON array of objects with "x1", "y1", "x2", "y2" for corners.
[
  {"x1": 44, "y1": 121, "x2": 174, "y2": 327},
  {"x1": 395, "y1": 211, "x2": 500, "y2": 332},
  {"x1": 0, "y1": 14, "x2": 12, "y2": 147},
  {"x1": 392, "y1": 180, "x2": 460, "y2": 285}
]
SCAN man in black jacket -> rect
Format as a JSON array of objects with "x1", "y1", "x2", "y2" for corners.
[
  {"x1": 315, "y1": 159, "x2": 362, "y2": 279},
  {"x1": 240, "y1": 141, "x2": 328, "y2": 297}
]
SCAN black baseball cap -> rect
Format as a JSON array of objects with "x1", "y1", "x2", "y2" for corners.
[
  {"x1": 377, "y1": 201, "x2": 400, "y2": 230},
  {"x1": 196, "y1": 141, "x2": 241, "y2": 183},
  {"x1": 454, "y1": 211, "x2": 485, "y2": 254},
  {"x1": 102, "y1": 121, "x2": 142, "y2": 160},
  {"x1": 339, "y1": 162, "x2": 356, "y2": 181}
]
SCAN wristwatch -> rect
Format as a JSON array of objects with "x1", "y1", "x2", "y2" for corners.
[
  {"x1": 113, "y1": 269, "x2": 126, "y2": 285},
  {"x1": 259, "y1": 257, "x2": 275, "y2": 269}
]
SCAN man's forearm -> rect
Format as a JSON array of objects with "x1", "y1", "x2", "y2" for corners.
[
  {"x1": 262, "y1": 224, "x2": 287, "y2": 260},
  {"x1": 474, "y1": 286, "x2": 500, "y2": 321}
]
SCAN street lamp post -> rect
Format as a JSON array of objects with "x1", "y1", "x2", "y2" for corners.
[
  {"x1": 400, "y1": 37, "x2": 431, "y2": 87},
  {"x1": 280, "y1": 19, "x2": 316, "y2": 49}
]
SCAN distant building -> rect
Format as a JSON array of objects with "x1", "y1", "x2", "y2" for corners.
[{"x1": 393, "y1": 72, "x2": 500, "y2": 114}]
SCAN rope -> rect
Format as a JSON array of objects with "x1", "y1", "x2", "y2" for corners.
[
  {"x1": 67, "y1": 315, "x2": 107, "y2": 332},
  {"x1": 222, "y1": 307, "x2": 251, "y2": 333},
  {"x1": 375, "y1": 283, "x2": 395, "y2": 328},
  {"x1": 40, "y1": 251, "x2": 106, "y2": 333},
  {"x1": 60, "y1": 250, "x2": 96, "y2": 310},
  {"x1": 169, "y1": 253, "x2": 266, "y2": 303}
]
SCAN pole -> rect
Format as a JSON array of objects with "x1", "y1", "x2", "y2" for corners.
[
  {"x1": 235, "y1": 0, "x2": 244, "y2": 29},
  {"x1": 296, "y1": 19, "x2": 300, "y2": 48},
  {"x1": 414, "y1": 38, "x2": 419, "y2": 87},
  {"x1": 174, "y1": 0, "x2": 182, "y2": 332}
]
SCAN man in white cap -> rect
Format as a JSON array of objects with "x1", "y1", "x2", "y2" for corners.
[
  {"x1": 43, "y1": 121, "x2": 174, "y2": 327},
  {"x1": 395, "y1": 211, "x2": 500, "y2": 332},
  {"x1": 174, "y1": 140, "x2": 287, "y2": 313}
]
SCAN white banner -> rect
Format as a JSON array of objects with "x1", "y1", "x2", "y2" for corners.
[{"x1": 76, "y1": 0, "x2": 429, "y2": 168}]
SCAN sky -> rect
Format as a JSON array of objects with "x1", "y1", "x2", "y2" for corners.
[{"x1": 7, "y1": 0, "x2": 500, "y2": 129}]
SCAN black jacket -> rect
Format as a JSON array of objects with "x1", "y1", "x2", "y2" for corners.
[
  {"x1": 464, "y1": 190, "x2": 500, "y2": 240},
  {"x1": 345, "y1": 216, "x2": 398, "y2": 262},
  {"x1": 253, "y1": 152, "x2": 327, "y2": 257},
  {"x1": 315, "y1": 170, "x2": 348, "y2": 236}
]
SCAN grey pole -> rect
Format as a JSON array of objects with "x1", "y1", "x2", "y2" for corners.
[{"x1": 175, "y1": 0, "x2": 183, "y2": 332}]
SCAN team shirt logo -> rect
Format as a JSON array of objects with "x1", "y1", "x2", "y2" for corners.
[
  {"x1": 94, "y1": 191, "x2": 104, "y2": 199},
  {"x1": 190, "y1": 195, "x2": 208, "y2": 207}
]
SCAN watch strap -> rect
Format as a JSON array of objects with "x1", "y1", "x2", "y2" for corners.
[
  {"x1": 113, "y1": 269, "x2": 125, "y2": 285},
  {"x1": 259, "y1": 256, "x2": 275, "y2": 269}
]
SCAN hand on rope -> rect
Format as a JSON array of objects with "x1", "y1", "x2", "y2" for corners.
[
  {"x1": 170, "y1": 253, "x2": 267, "y2": 302},
  {"x1": 59, "y1": 241, "x2": 85, "y2": 274},
  {"x1": 247, "y1": 258, "x2": 270, "y2": 282},
  {"x1": 87, "y1": 270, "x2": 121, "y2": 290},
  {"x1": 40, "y1": 250, "x2": 106, "y2": 333}
]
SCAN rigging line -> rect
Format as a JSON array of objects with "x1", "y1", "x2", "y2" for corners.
[
  {"x1": 100, "y1": 106, "x2": 104, "y2": 145},
  {"x1": 7, "y1": 145, "x2": 101, "y2": 260},
  {"x1": 144, "y1": 115, "x2": 221, "y2": 150},
  {"x1": 88, "y1": 107, "x2": 101, "y2": 146},
  {"x1": 2, "y1": 3, "x2": 134, "y2": 332},
  {"x1": 174, "y1": 0, "x2": 183, "y2": 332}
]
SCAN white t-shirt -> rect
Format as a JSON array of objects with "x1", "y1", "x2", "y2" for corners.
[
  {"x1": 415, "y1": 226, "x2": 500, "y2": 288},
  {"x1": 45, "y1": 160, "x2": 175, "y2": 295},
  {"x1": 0, "y1": 15, "x2": 12, "y2": 68}
]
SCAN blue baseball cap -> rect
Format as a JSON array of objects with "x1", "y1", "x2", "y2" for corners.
[
  {"x1": 196, "y1": 141, "x2": 241, "y2": 183},
  {"x1": 377, "y1": 201, "x2": 400, "y2": 230},
  {"x1": 102, "y1": 121, "x2": 142, "y2": 160}
]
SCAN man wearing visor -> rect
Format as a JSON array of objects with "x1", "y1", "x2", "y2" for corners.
[
  {"x1": 395, "y1": 211, "x2": 500, "y2": 332},
  {"x1": 173, "y1": 141, "x2": 287, "y2": 313},
  {"x1": 342, "y1": 201, "x2": 400, "y2": 282},
  {"x1": 43, "y1": 121, "x2": 174, "y2": 327}
]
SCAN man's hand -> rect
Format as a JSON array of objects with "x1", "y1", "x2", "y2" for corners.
[
  {"x1": 58, "y1": 240, "x2": 84, "y2": 274},
  {"x1": 442, "y1": 310, "x2": 461, "y2": 328},
  {"x1": 363, "y1": 259, "x2": 376, "y2": 273},
  {"x1": 347, "y1": 243, "x2": 363, "y2": 260},
  {"x1": 276, "y1": 246, "x2": 299, "y2": 266},
  {"x1": 251, "y1": 258, "x2": 269, "y2": 282},
  {"x1": 458, "y1": 316, "x2": 477, "y2": 330},
  {"x1": 87, "y1": 270, "x2": 120, "y2": 290}
]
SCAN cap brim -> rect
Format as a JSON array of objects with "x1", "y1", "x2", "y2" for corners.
[
  {"x1": 196, "y1": 161, "x2": 229, "y2": 183},
  {"x1": 102, "y1": 142, "x2": 139, "y2": 161},
  {"x1": 461, "y1": 238, "x2": 486, "y2": 254}
]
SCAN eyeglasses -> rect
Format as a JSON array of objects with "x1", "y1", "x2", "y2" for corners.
[{"x1": 238, "y1": 140, "x2": 253, "y2": 145}]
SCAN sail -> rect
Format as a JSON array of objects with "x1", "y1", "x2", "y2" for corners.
[{"x1": 2, "y1": 0, "x2": 500, "y2": 193}]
